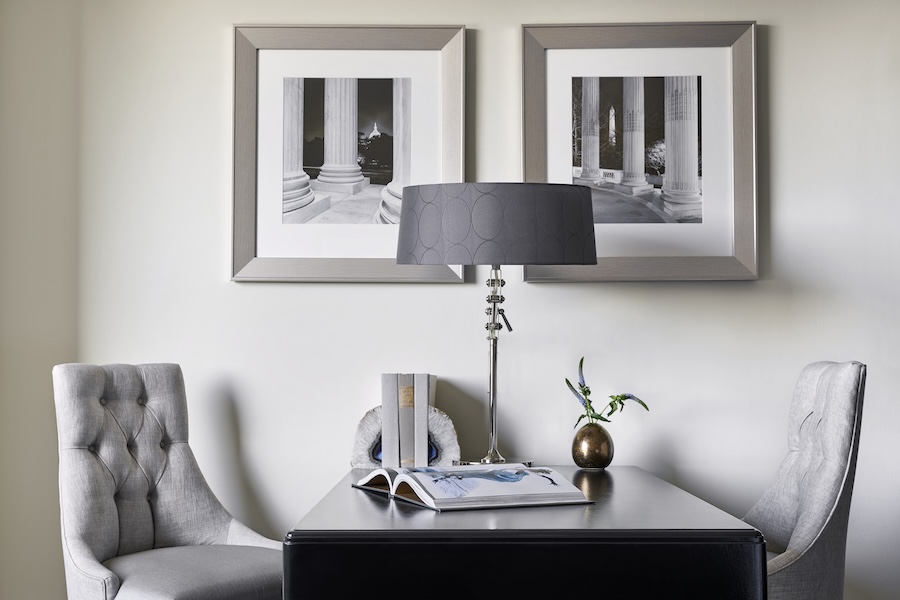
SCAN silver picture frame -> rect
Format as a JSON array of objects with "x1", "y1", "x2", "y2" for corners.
[
  {"x1": 232, "y1": 25, "x2": 465, "y2": 282},
  {"x1": 522, "y1": 22, "x2": 757, "y2": 282}
]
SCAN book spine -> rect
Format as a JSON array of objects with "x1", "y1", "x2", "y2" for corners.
[
  {"x1": 397, "y1": 374, "x2": 415, "y2": 468},
  {"x1": 414, "y1": 374, "x2": 436, "y2": 466},
  {"x1": 381, "y1": 373, "x2": 400, "y2": 468}
]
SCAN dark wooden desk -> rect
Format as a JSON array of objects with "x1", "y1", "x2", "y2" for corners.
[{"x1": 284, "y1": 466, "x2": 766, "y2": 599}]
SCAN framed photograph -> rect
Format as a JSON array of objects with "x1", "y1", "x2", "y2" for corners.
[
  {"x1": 233, "y1": 25, "x2": 465, "y2": 282},
  {"x1": 522, "y1": 22, "x2": 757, "y2": 281}
]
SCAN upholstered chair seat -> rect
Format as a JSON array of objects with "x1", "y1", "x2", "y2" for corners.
[
  {"x1": 52, "y1": 363, "x2": 283, "y2": 600},
  {"x1": 743, "y1": 361, "x2": 866, "y2": 600}
]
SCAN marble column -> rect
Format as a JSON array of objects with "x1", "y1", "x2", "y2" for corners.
[
  {"x1": 376, "y1": 78, "x2": 411, "y2": 224},
  {"x1": 614, "y1": 77, "x2": 654, "y2": 195},
  {"x1": 282, "y1": 78, "x2": 315, "y2": 216},
  {"x1": 312, "y1": 78, "x2": 369, "y2": 194},
  {"x1": 662, "y1": 76, "x2": 702, "y2": 220},
  {"x1": 576, "y1": 77, "x2": 601, "y2": 184}
]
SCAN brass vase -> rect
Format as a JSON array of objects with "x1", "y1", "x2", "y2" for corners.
[{"x1": 572, "y1": 422, "x2": 614, "y2": 469}]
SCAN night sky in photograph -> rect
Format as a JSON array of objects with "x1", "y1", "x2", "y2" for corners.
[
  {"x1": 302, "y1": 78, "x2": 393, "y2": 140},
  {"x1": 358, "y1": 79, "x2": 392, "y2": 136},
  {"x1": 571, "y1": 76, "x2": 701, "y2": 164}
]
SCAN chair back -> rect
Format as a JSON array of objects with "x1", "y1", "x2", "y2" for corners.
[
  {"x1": 744, "y1": 361, "x2": 866, "y2": 599},
  {"x1": 53, "y1": 363, "x2": 233, "y2": 564}
]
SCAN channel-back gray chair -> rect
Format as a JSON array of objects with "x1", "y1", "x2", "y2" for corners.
[
  {"x1": 743, "y1": 361, "x2": 866, "y2": 600},
  {"x1": 52, "y1": 363, "x2": 283, "y2": 600}
]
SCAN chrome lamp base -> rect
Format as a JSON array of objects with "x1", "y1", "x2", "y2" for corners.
[
  {"x1": 480, "y1": 448, "x2": 506, "y2": 464},
  {"x1": 479, "y1": 265, "x2": 511, "y2": 465}
]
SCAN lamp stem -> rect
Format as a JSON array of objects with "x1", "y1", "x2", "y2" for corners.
[{"x1": 481, "y1": 265, "x2": 506, "y2": 464}]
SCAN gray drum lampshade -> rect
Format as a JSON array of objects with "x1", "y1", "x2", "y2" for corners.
[{"x1": 396, "y1": 183, "x2": 597, "y2": 266}]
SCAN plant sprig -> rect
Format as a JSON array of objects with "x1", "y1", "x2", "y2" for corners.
[{"x1": 565, "y1": 357, "x2": 649, "y2": 428}]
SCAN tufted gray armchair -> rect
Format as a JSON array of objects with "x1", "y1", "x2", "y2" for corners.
[
  {"x1": 743, "y1": 361, "x2": 866, "y2": 600},
  {"x1": 52, "y1": 363, "x2": 283, "y2": 600}
]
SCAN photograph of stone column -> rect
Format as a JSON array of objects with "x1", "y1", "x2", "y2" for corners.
[
  {"x1": 574, "y1": 77, "x2": 602, "y2": 186},
  {"x1": 282, "y1": 77, "x2": 411, "y2": 224},
  {"x1": 282, "y1": 79, "x2": 315, "y2": 213},
  {"x1": 661, "y1": 76, "x2": 702, "y2": 221},
  {"x1": 376, "y1": 78, "x2": 411, "y2": 224},
  {"x1": 571, "y1": 76, "x2": 702, "y2": 224}
]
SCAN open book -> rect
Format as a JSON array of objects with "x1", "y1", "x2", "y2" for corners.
[{"x1": 352, "y1": 463, "x2": 590, "y2": 511}]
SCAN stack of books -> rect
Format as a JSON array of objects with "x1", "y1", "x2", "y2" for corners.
[{"x1": 381, "y1": 373, "x2": 436, "y2": 468}]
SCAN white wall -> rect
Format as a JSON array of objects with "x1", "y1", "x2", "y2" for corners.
[{"x1": 3, "y1": 0, "x2": 899, "y2": 598}]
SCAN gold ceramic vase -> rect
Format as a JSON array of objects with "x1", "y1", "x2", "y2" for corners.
[{"x1": 572, "y1": 422, "x2": 614, "y2": 468}]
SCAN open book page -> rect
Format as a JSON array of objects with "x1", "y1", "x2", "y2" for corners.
[
  {"x1": 353, "y1": 468, "x2": 402, "y2": 496},
  {"x1": 352, "y1": 467, "x2": 438, "y2": 509},
  {"x1": 354, "y1": 464, "x2": 590, "y2": 510},
  {"x1": 403, "y1": 465, "x2": 583, "y2": 504}
]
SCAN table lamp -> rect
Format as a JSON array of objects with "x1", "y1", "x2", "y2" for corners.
[{"x1": 396, "y1": 182, "x2": 597, "y2": 463}]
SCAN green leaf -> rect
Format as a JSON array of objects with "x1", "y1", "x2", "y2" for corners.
[{"x1": 623, "y1": 394, "x2": 649, "y2": 411}]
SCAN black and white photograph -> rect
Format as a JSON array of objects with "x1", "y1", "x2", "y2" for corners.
[
  {"x1": 522, "y1": 23, "x2": 756, "y2": 282},
  {"x1": 571, "y1": 76, "x2": 702, "y2": 224},
  {"x1": 232, "y1": 25, "x2": 465, "y2": 282},
  {"x1": 282, "y1": 77, "x2": 411, "y2": 225}
]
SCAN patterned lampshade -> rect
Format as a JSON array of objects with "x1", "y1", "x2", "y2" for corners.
[{"x1": 396, "y1": 182, "x2": 597, "y2": 266}]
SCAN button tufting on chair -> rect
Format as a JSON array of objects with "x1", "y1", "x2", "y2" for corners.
[{"x1": 52, "y1": 363, "x2": 283, "y2": 600}]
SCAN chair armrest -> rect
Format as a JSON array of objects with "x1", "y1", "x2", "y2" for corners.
[
  {"x1": 62, "y1": 535, "x2": 120, "y2": 600},
  {"x1": 225, "y1": 518, "x2": 282, "y2": 551},
  {"x1": 766, "y1": 548, "x2": 801, "y2": 575}
]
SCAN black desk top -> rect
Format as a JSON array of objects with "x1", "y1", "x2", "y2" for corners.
[{"x1": 288, "y1": 465, "x2": 760, "y2": 542}]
